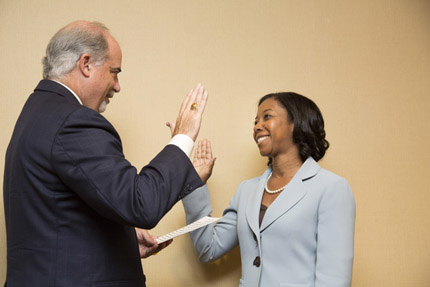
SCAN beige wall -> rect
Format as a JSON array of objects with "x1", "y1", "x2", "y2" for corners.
[{"x1": 1, "y1": 0, "x2": 429, "y2": 286}]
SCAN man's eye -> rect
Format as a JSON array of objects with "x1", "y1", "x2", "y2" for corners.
[{"x1": 110, "y1": 68, "x2": 121, "y2": 75}]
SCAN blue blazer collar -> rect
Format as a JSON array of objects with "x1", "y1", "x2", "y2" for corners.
[
  {"x1": 246, "y1": 168, "x2": 270, "y2": 241},
  {"x1": 246, "y1": 157, "x2": 321, "y2": 237}
]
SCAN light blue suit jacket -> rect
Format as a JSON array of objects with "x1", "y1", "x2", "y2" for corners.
[{"x1": 182, "y1": 157, "x2": 355, "y2": 287}]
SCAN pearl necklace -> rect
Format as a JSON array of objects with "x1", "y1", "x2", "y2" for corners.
[{"x1": 265, "y1": 172, "x2": 288, "y2": 194}]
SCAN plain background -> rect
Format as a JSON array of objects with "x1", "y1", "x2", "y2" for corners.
[{"x1": 1, "y1": 0, "x2": 429, "y2": 286}]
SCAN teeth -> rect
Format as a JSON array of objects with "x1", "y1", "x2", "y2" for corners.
[{"x1": 257, "y1": 136, "x2": 268, "y2": 143}]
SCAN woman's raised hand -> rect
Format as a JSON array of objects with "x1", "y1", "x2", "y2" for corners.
[{"x1": 193, "y1": 139, "x2": 216, "y2": 184}]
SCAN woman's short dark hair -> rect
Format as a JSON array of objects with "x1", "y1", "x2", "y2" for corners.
[{"x1": 258, "y1": 92, "x2": 329, "y2": 163}]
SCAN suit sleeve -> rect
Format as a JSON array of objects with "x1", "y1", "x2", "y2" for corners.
[
  {"x1": 51, "y1": 108, "x2": 202, "y2": 229},
  {"x1": 182, "y1": 184, "x2": 240, "y2": 262},
  {"x1": 315, "y1": 177, "x2": 356, "y2": 287}
]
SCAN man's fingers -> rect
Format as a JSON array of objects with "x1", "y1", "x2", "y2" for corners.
[
  {"x1": 192, "y1": 84, "x2": 203, "y2": 108},
  {"x1": 195, "y1": 89, "x2": 208, "y2": 116},
  {"x1": 179, "y1": 87, "x2": 195, "y2": 114},
  {"x1": 180, "y1": 83, "x2": 201, "y2": 114},
  {"x1": 187, "y1": 84, "x2": 206, "y2": 115},
  {"x1": 173, "y1": 84, "x2": 208, "y2": 140}
]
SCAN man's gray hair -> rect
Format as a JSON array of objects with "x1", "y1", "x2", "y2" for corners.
[{"x1": 42, "y1": 21, "x2": 110, "y2": 79}]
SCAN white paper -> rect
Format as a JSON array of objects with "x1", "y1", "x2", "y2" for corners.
[{"x1": 155, "y1": 216, "x2": 220, "y2": 244}]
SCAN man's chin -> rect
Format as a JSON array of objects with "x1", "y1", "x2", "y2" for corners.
[{"x1": 98, "y1": 101, "x2": 108, "y2": 113}]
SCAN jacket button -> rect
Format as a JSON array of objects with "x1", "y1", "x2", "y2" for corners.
[{"x1": 253, "y1": 256, "x2": 261, "y2": 267}]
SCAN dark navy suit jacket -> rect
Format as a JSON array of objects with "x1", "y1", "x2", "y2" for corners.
[{"x1": 3, "y1": 80, "x2": 202, "y2": 287}]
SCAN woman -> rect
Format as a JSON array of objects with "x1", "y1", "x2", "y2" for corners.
[{"x1": 184, "y1": 92, "x2": 356, "y2": 287}]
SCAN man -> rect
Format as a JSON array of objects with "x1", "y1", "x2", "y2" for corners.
[{"x1": 3, "y1": 21, "x2": 208, "y2": 287}]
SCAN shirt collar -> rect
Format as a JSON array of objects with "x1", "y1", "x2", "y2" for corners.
[{"x1": 53, "y1": 80, "x2": 83, "y2": 105}]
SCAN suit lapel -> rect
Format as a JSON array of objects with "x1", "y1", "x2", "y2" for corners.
[
  {"x1": 246, "y1": 168, "x2": 271, "y2": 241},
  {"x1": 260, "y1": 157, "x2": 320, "y2": 232}
]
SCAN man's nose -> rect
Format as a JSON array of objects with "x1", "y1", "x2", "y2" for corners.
[{"x1": 114, "y1": 80, "x2": 120, "y2": 93}]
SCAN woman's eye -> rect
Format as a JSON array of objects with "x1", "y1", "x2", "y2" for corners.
[{"x1": 263, "y1": 114, "x2": 271, "y2": 120}]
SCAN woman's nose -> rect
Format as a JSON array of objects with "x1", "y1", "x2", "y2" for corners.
[{"x1": 254, "y1": 120, "x2": 262, "y2": 133}]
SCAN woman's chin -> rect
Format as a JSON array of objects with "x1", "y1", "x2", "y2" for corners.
[{"x1": 258, "y1": 149, "x2": 270, "y2": 157}]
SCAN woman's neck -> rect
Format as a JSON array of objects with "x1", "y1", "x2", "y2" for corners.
[{"x1": 270, "y1": 153, "x2": 303, "y2": 179}]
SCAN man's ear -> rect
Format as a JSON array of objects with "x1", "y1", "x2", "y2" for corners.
[{"x1": 78, "y1": 53, "x2": 91, "y2": 77}]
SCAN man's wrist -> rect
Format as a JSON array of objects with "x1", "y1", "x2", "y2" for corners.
[{"x1": 168, "y1": 134, "x2": 194, "y2": 157}]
